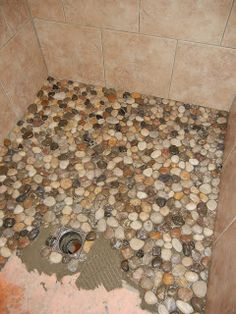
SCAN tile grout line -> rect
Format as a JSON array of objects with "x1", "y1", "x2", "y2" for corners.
[
  {"x1": 167, "y1": 40, "x2": 178, "y2": 99},
  {"x1": 220, "y1": 0, "x2": 235, "y2": 45},
  {"x1": 138, "y1": 0, "x2": 141, "y2": 32},
  {"x1": 223, "y1": 141, "x2": 236, "y2": 166},
  {"x1": 26, "y1": 1, "x2": 49, "y2": 75},
  {"x1": 60, "y1": 0, "x2": 67, "y2": 22},
  {"x1": 0, "y1": 18, "x2": 30, "y2": 50},
  {"x1": 214, "y1": 216, "x2": 236, "y2": 244},
  {"x1": 32, "y1": 17, "x2": 236, "y2": 52},
  {"x1": 0, "y1": 80, "x2": 18, "y2": 118},
  {"x1": 100, "y1": 30, "x2": 107, "y2": 87}
]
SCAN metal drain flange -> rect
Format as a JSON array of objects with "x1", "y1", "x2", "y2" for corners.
[{"x1": 51, "y1": 227, "x2": 86, "y2": 259}]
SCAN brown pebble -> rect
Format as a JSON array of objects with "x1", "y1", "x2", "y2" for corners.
[
  {"x1": 3, "y1": 139, "x2": 11, "y2": 147},
  {"x1": 201, "y1": 256, "x2": 210, "y2": 268},
  {"x1": 0, "y1": 256, "x2": 7, "y2": 265},
  {"x1": 86, "y1": 231, "x2": 96, "y2": 241},
  {"x1": 181, "y1": 235, "x2": 193, "y2": 242},
  {"x1": 149, "y1": 231, "x2": 162, "y2": 239},
  {"x1": 170, "y1": 228, "x2": 181, "y2": 238},
  {"x1": 121, "y1": 260, "x2": 129, "y2": 272},
  {"x1": 18, "y1": 237, "x2": 30, "y2": 248},
  {"x1": 7, "y1": 238, "x2": 18, "y2": 251}
]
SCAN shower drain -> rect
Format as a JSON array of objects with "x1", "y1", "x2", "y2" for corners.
[{"x1": 51, "y1": 227, "x2": 86, "y2": 258}]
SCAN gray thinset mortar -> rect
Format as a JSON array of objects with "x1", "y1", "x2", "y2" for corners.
[
  {"x1": 20, "y1": 227, "x2": 154, "y2": 313},
  {"x1": 76, "y1": 234, "x2": 123, "y2": 291},
  {"x1": 20, "y1": 226, "x2": 78, "y2": 280}
]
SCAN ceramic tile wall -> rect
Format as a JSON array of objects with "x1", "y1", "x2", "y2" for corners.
[
  {"x1": 0, "y1": 0, "x2": 47, "y2": 141},
  {"x1": 206, "y1": 97, "x2": 236, "y2": 313},
  {"x1": 29, "y1": 0, "x2": 236, "y2": 111}
]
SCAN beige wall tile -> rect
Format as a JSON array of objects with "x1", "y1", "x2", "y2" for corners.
[
  {"x1": 222, "y1": 1, "x2": 236, "y2": 48},
  {"x1": 206, "y1": 220, "x2": 236, "y2": 314},
  {"x1": 170, "y1": 41, "x2": 236, "y2": 111},
  {"x1": 28, "y1": 0, "x2": 65, "y2": 22},
  {"x1": 0, "y1": 84, "x2": 17, "y2": 142},
  {"x1": 0, "y1": 8, "x2": 13, "y2": 48},
  {"x1": 63, "y1": 0, "x2": 139, "y2": 32},
  {"x1": 0, "y1": 21, "x2": 47, "y2": 116},
  {"x1": 214, "y1": 146, "x2": 236, "y2": 238},
  {"x1": 35, "y1": 19, "x2": 104, "y2": 85},
  {"x1": 103, "y1": 30, "x2": 176, "y2": 98},
  {"x1": 223, "y1": 97, "x2": 236, "y2": 161},
  {"x1": 140, "y1": 0, "x2": 232, "y2": 44},
  {"x1": 1, "y1": 0, "x2": 30, "y2": 33}
]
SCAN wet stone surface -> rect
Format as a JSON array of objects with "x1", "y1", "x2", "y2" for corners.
[{"x1": 0, "y1": 78, "x2": 228, "y2": 313}]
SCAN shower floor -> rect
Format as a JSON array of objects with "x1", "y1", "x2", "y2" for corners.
[{"x1": 0, "y1": 78, "x2": 227, "y2": 313}]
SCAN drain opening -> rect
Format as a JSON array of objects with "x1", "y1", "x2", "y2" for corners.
[{"x1": 59, "y1": 231, "x2": 83, "y2": 255}]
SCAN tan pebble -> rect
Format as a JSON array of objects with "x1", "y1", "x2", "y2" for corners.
[
  {"x1": 139, "y1": 212, "x2": 149, "y2": 221},
  {"x1": 83, "y1": 240, "x2": 94, "y2": 253},
  {"x1": 108, "y1": 138, "x2": 117, "y2": 146},
  {"x1": 60, "y1": 215, "x2": 70, "y2": 225},
  {"x1": 182, "y1": 257, "x2": 193, "y2": 267},
  {"x1": 13, "y1": 222, "x2": 25, "y2": 232},
  {"x1": 199, "y1": 193, "x2": 208, "y2": 202},
  {"x1": 130, "y1": 199, "x2": 141, "y2": 206},
  {"x1": 175, "y1": 192, "x2": 184, "y2": 200},
  {"x1": 24, "y1": 216, "x2": 34, "y2": 226},
  {"x1": 163, "y1": 273, "x2": 174, "y2": 285},
  {"x1": 131, "y1": 92, "x2": 141, "y2": 99},
  {"x1": 175, "y1": 276, "x2": 188, "y2": 287},
  {"x1": 178, "y1": 287, "x2": 193, "y2": 302},
  {"x1": 60, "y1": 178, "x2": 72, "y2": 189},
  {"x1": 180, "y1": 171, "x2": 190, "y2": 181}
]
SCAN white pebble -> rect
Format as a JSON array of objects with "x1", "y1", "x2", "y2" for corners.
[
  {"x1": 44, "y1": 196, "x2": 56, "y2": 207},
  {"x1": 189, "y1": 158, "x2": 199, "y2": 166},
  {"x1": 185, "y1": 271, "x2": 199, "y2": 282},
  {"x1": 0, "y1": 246, "x2": 11, "y2": 257},
  {"x1": 207, "y1": 199, "x2": 217, "y2": 211},
  {"x1": 172, "y1": 238, "x2": 182, "y2": 252},
  {"x1": 161, "y1": 248, "x2": 172, "y2": 261},
  {"x1": 130, "y1": 220, "x2": 142, "y2": 230},
  {"x1": 97, "y1": 219, "x2": 106, "y2": 232},
  {"x1": 151, "y1": 150, "x2": 161, "y2": 159},
  {"x1": 49, "y1": 252, "x2": 62, "y2": 264},
  {"x1": 130, "y1": 238, "x2": 144, "y2": 250},
  {"x1": 150, "y1": 212, "x2": 163, "y2": 224},
  {"x1": 199, "y1": 183, "x2": 211, "y2": 194},
  {"x1": 144, "y1": 291, "x2": 157, "y2": 305},
  {"x1": 158, "y1": 304, "x2": 169, "y2": 314},
  {"x1": 138, "y1": 141, "x2": 147, "y2": 151},
  {"x1": 137, "y1": 191, "x2": 148, "y2": 199},
  {"x1": 107, "y1": 217, "x2": 119, "y2": 227},
  {"x1": 95, "y1": 208, "x2": 104, "y2": 220},
  {"x1": 192, "y1": 281, "x2": 207, "y2": 297},
  {"x1": 176, "y1": 300, "x2": 193, "y2": 314},
  {"x1": 143, "y1": 168, "x2": 153, "y2": 177},
  {"x1": 115, "y1": 226, "x2": 125, "y2": 239}
]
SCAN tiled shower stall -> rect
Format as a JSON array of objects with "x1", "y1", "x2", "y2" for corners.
[{"x1": 0, "y1": 1, "x2": 236, "y2": 313}]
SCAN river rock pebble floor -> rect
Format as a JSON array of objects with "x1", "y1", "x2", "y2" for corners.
[{"x1": 0, "y1": 78, "x2": 227, "y2": 313}]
